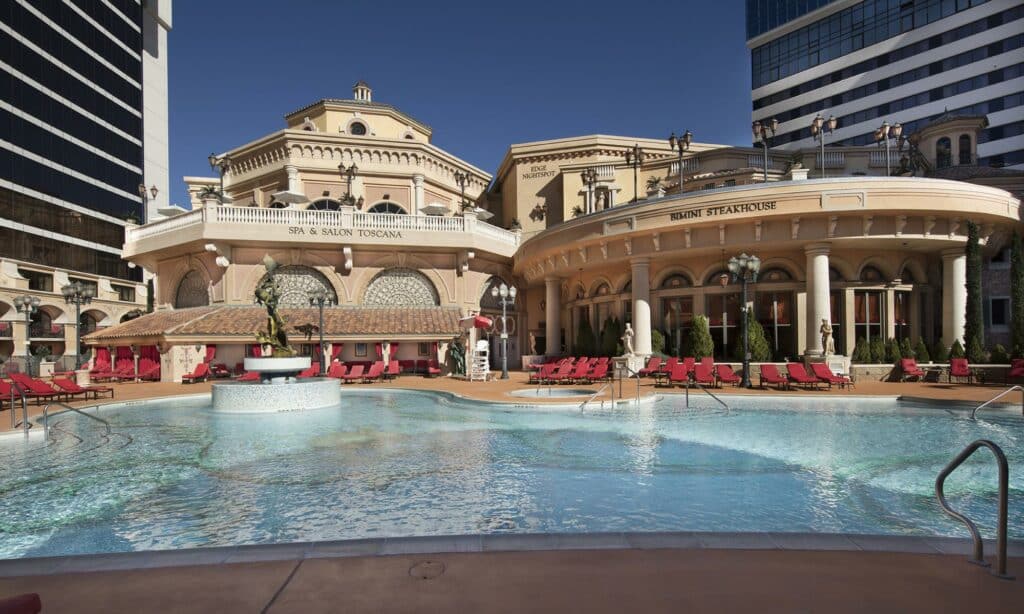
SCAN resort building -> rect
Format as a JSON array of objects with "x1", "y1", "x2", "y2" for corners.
[
  {"x1": 0, "y1": 0, "x2": 171, "y2": 371},
  {"x1": 747, "y1": 0, "x2": 1024, "y2": 169}
]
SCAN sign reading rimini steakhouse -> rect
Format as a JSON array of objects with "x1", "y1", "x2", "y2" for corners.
[{"x1": 669, "y1": 200, "x2": 777, "y2": 221}]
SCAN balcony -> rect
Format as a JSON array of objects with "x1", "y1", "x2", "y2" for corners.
[
  {"x1": 29, "y1": 323, "x2": 64, "y2": 339},
  {"x1": 124, "y1": 206, "x2": 521, "y2": 258}
]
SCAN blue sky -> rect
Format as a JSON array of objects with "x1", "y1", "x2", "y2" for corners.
[{"x1": 168, "y1": 1, "x2": 752, "y2": 207}]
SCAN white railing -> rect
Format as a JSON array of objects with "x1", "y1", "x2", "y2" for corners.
[
  {"x1": 126, "y1": 206, "x2": 519, "y2": 250},
  {"x1": 746, "y1": 155, "x2": 787, "y2": 170},
  {"x1": 669, "y1": 158, "x2": 700, "y2": 176},
  {"x1": 595, "y1": 164, "x2": 616, "y2": 180},
  {"x1": 869, "y1": 150, "x2": 888, "y2": 167},
  {"x1": 816, "y1": 151, "x2": 845, "y2": 168}
]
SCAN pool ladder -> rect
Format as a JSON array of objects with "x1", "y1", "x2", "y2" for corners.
[
  {"x1": 684, "y1": 380, "x2": 730, "y2": 412},
  {"x1": 41, "y1": 402, "x2": 112, "y2": 441},
  {"x1": 971, "y1": 385, "x2": 1024, "y2": 420},
  {"x1": 7, "y1": 383, "x2": 32, "y2": 437},
  {"x1": 935, "y1": 439, "x2": 1013, "y2": 579}
]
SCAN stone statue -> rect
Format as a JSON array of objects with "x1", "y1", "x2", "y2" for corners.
[
  {"x1": 820, "y1": 319, "x2": 835, "y2": 356},
  {"x1": 595, "y1": 191, "x2": 606, "y2": 211},
  {"x1": 450, "y1": 337, "x2": 466, "y2": 376},
  {"x1": 254, "y1": 255, "x2": 297, "y2": 357},
  {"x1": 621, "y1": 323, "x2": 635, "y2": 356}
]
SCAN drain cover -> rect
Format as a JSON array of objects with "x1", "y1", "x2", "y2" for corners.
[{"x1": 409, "y1": 560, "x2": 446, "y2": 579}]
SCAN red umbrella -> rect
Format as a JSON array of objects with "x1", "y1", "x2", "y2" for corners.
[{"x1": 460, "y1": 315, "x2": 493, "y2": 329}]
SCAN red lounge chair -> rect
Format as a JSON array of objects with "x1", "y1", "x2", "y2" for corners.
[
  {"x1": 810, "y1": 362, "x2": 851, "y2": 389},
  {"x1": 528, "y1": 363, "x2": 555, "y2": 384},
  {"x1": 638, "y1": 356, "x2": 662, "y2": 377},
  {"x1": 568, "y1": 361, "x2": 591, "y2": 383},
  {"x1": 326, "y1": 362, "x2": 346, "y2": 379},
  {"x1": 1009, "y1": 358, "x2": 1024, "y2": 379},
  {"x1": 786, "y1": 363, "x2": 821, "y2": 390},
  {"x1": 8, "y1": 374, "x2": 63, "y2": 403},
  {"x1": 682, "y1": 357, "x2": 696, "y2": 373},
  {"x1": 949, "y1": 358, "x2": 974, "y2": 384},
  {"x1": 547, "y1": 362, "x2": 575, "y2": 384},
  {"x1": 579, "y1": 363, "x2": 609, "y2": 384},
  {"x1": 363, "y1": 361, "x2": 385, "y2": 383},
  {"x1": 699, "y1": 357, "x2": 714, "y2": 371},
  {"x1": 385, "y1": 360, "x2": 400, "y2": 380},
  {"x1": 211, "y1": 363, "x2": 231, "y2": 379},
  {"x1": 52, "y1": 378, "x2": 114, "y2": 400},
  {"x1": 234, "y1": 362, "x2": 245, "y2": 376},
  {"x1": 342, "y1": 364, "x2": 365, "y2": 383},
  {"x1": 181, "y1": 362, "x2": 210, "y2": 384},
  {"x1": 759, "y1": 364, "x2": 789, "y2": 390},
  {"x1": 237, "y1": 371, "x2": 260, "y2": 382},
  {"x1": 137, "y1": 364, "x2": 161, "y2": 381},
  {"x1": 668, "y1": 363, "x2": 691, "y2": 386},
  {"x1": 716, "y1": 364, "x2": 741, "y2": 386},
  {"x1": 693, "y1": 363, "x2": 716, "y2": 386},
  {"x1": 899, "y1": 358, "x2": 925, "y2": 382},
  {"x1": 658, "y1": 357, "x2": 679, "y2": 375},
  {"x1": 425, "y1": 359, "x2": 441, "y2": 378},
  {"x1": 297, "y1": 364, "x2": 320, "y2": 379}
]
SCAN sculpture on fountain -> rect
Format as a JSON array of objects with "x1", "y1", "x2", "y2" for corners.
[{"x1": 254, "y1": 255, "x2": 297, "y2": 356}]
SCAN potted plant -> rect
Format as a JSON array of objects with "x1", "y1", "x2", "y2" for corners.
[
  {"x1": 198, "y1": 185, "x2": 220, "y2": 208},
  {"x1": 646, "y1": 176, "x2": 665, "y2": 198}
]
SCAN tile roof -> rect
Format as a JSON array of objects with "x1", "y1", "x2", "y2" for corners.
[{"x1": 84, "y1": 306, "x2": 464, "y2": 343}]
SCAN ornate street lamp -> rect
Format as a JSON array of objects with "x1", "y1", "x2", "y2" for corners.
[
  {"x1": 62, "y1": 281, "x2": 94, "y2": 370},
  {"x1": 873, "y1": 121, "x2": 904, "y2": 176},
  {"x1": 580, "y1": 168, "x2": 597, "y2": 213},
  {"x1": 624, "y1": 144, "x2": 645, "y2": 203},
  {"x1": 14, "y1": 295, "x2": 40, "y2": 376},
  {"x1": 727, "y1": 253, "x2": 761, "y2": 388},
  {"x1": 308, "y1": 288, "x2": 334, "y2": 375},
  {"x1": 752, "y1": 119, "x2": 778, "y2": 183},
  {"x1": 137, "y1": 183, "x2": 158, "y2": 223},
  {"x1": 490, "y1": 282, "x2": 517, "y2": 380},
  {"x1": 339, "y1": 163, "x2": 359, "y2": 207},
  {"x1": 668, "y1": 130, "x2": 693, "y2": 193},
  {"x1": 810, "y1": 114, "x2": 838, "y2": 178},
  {"x1": 454, "y1": 170, "x2": 473, "y2": 212},
  {"x1": 207, "y1": 154, "x2": 232, "y2": 203}
]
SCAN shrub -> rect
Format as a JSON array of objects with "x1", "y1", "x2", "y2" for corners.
[
  {"x1": 989, "y1": 344, "x2": 1010, "y2": 364},
  {"x1": 1012, "y1": 232, "x2": 1024, "y2": 356},
  {"x1": 686, "y1": 314, "x2": 715, "y2": 359},
  {"x1": 885, "y1": 337, "x2": 901, "y2": 363},
  {"x1": 650, "y1": 329, "x2": 665, "y2": 355},
  {"x1": 949, "y1": 339, "x2": 965, "y2": 359},
  {"x1": 966, "y1": 336, "x2": 986, "y2": 364},
  {"x1": 931, "y1": 341, "x2": 949, "y2": 363},
  {"x1": 731, "y1": 308, "x2": 771, "y2": 362},
  {"x1": 575, "y1": 318, "x2": 596, "y2": 356},
  {"x1": 851, "y1": 337, "x2": 871, "y2": 363},
  {"x1": 913, "y1": 339, "x2": 931, "y2": 362},
  {"x1": 870, "y1": 338, "x2": 886, "y2": 364},
  {"x1": 965, "y1": 221, "x2": 985, "y2": 357},
  {"x1": 899, "y1": 337, "x2": 915, "y2": 359}
]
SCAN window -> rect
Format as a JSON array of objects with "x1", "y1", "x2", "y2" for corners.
[
  {"x1": 67, "y1": 277, "x2": 98, "y2": 297},
  {"x1": 355, "y1": 343, "x2": 367, "y2": 357},
  {"x1": 936, "y1": 137, "x2": 952, "y2": 168},
  {"x1": 662, "y1": 296, "x2": 693, "y2": 357},
  {"x1": 959, "y1": 134, "x2": 973, "y2": 164},
  {"x1": 894, "y1": 291, "x2": 912, "y2": 341},
  {"x1": 990, "y1": 248, "x2": 1010, "y2": 270},
  {"x1": 661, "y1": 274, "x2": 691, "y2": 289},
  {"x1": 111, "y1": 284, "x2": 136, "y2": 302},
  {"x1": 19, "y1": 268, "x2": 52, "y2": 291},
  {"x1": 367, "y1": 201, "x2": 407, "y2": 214},
  {"x1": 860, "y1": 266, "x2": 885, "y2": 283},
  {"x1": 988, "y1": 297, "x2": 1009, "y2": 329},
  {"x1": 418, "y1": 342, "x2": 430, "y2": 356},
  {"x1": 855, "y1": 291, "x2": 884, "y2": 343},
  {"x1": 309, "y1": 199, "x2": 342, "y2": 211},
  {"x1": 349, "y1": 122, "x2": 367, "y2": 136},
  {"x1": 706, "y1": 293, "x2": 741, "y2": 359},
  {"x1": 830, "y1": 291, "x2": 845, "y2": 356}
]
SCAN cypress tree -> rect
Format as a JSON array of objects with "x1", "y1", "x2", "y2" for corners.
[
  {"x1": 885, "y1": 337, "x2": 901, "y2": 363},
  {"x1": 931, "y1": 340, "x2": 949, "y2": 363},
  {"x1": 899, "y1": 337, "x2": 915, "y2": 359},
  {"x1": 731, "y1": 308, "x2": 772, "y2": 362},
  {"x1": 1012, "y1": 233, "x2": 1024, "y2": 357},
  {"x1": 686, "y1": 314, "x2": 715, "y2": 359},
  {"x1": 913, "y1": 338, "x2": 930, "y2": 362},
  {"x1": 964, "y1": 220, "x2": 985, "y2": 361},
  {"x1": 576, "y1": 317, "x2": 595, "y2": 356},
  {"x1": 852, "y1": 337, "x2": 870, "y2": 363},
  {"x1": 870, "y1": 338, "x2": 886, "y2": 364},
  {"x1": 650, "y1": 329, "x2": 666, "y2": 355},
  {"x1": 949, "y1": 339, "x2": 965, "y2": 359}
]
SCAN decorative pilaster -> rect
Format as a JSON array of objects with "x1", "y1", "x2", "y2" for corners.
[
  {"x1": 630, "y1": 258, "x2": 652, "y2": 356},
  {"x1": 804, "y1": 243, "x2": 831, "y2": 357},
  {"x1": 942, "y1": 248, "x2": 966, "y2": 346},
  {"x1": 545, "y1": 277, "x2": 561, "y2": 355}
]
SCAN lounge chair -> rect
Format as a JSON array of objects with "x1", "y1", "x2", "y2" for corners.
[
  {"x1": 297, "y1": 364, "x2": 320, "y2": 379},
  {"x1": 716, "y1": 364, "x2": 741, "y2": 386},
  {"x1": 638, "y1": 356, "x2": 663, "y2": 377},
  {"x1": 810, "y1": 362, "x2": 851, "y2": 389},
  {"x1": 181, "y1": 362, "x2": 210, "y2": 384},
  {"x1": 682, "y1": 357, "x2": 696, "y2": 373},
  {"x1": 568, "y1": 361, "x2": 591, "y2": 383},
  {"x1": 426, "y1": 359, "x2": 441, "y2": 378},
  {"x1": 385, "y1": 360, "x2": 400, "y2": 380},
  {"x1": 759, "y1": 364, "x2": 789, "y2": 390},
  {"x1": 1009, "y1": 358, "x2": 1024, "y2": 381},
  {"x1": 137, "y1": 364, "x2": 161, "y2": 381},
  {"x1": 899, "y1": 358, "x2": 925, "y2": 382},
  {"x1": 8, "y1": 374, "x2": 63, "y2": 403},
  {"x1": 786, "y1": 363, "x2": 821, "y2": 390},
  {"x1": 658, "y1": 357, "x2": 679, "y2": 376},
  {"x1": 949, "y1": 358, "x2": 974, "y2": 384},
  {"x1": 699, "y1": 357, "x2": 714, "y2": 371},
  {"x1": 211, "y1": 363, "x2": 231, "y2": 379},
  {"x1": 579, "y1": 363, "x2": 609, "y2": 384},
  {"x1": 342, "y1": 364, "x2": 365, "y2": 383},
  {"x1": 692, "y1": 363, "x2": 716, "y2": 386},
  {"x1": 237, "y1": 371, "x2": 261, "y2": 382},
  {"x1": 668, "y1": 363, "x2": 691, "y2": 386},
  {"x1": 326, "y1": 362, "x2": 347, "y2": 379},
  {"x1": 528, "y1": 363, "x2": 555, "y2": 384},
  {"x1": 52, "y1": 378, "x2": 114, "y2": 400},
  {"x1": 547, "y1": 362, "x2": 575, "y2": 384},
  {"x1": 363, "y1": 361, "x2": 385, "y2": 383}
]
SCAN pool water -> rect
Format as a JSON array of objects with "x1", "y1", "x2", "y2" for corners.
[{"x1": 0, "y1": 390, "x2": 1020, "y2": 559}]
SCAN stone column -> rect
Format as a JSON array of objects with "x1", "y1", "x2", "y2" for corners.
[
  {"x1": 545, "y1": 277, "x2": 561, "y2": 356},
  {"x1": 412, "y1": 174, "x2": 425, "y2": 214},
  {"x1": 843, "y1": 288, "x2": 856, "y2": 356},
  {"x1": 909, "y1": 290, "x2": 921, "y2": 342},
  {"x1": 885, "y1": 288, "x2": 897, "y2": 341},
  {"x1": 804, "y1": 243, "x2": 831, "y2": 356},
  {"x1": 631, "y1": 258, "x2": 652, "y2": 356},
  {"x1": 942, "y1": 248, "x2": 966, "y2": 346}
]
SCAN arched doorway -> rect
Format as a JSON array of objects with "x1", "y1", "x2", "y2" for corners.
[
  {"x1": 362, "y1": 268, "x2": 439, "y2": 306},
  {"x1": 257, "y1": 265, "x2": 337, "y2": 308},
  {"x1": 480, "y1": 276, "x2": 519, "y2": 368},
  {"x1": 174, "y1": 270, "x2": 209, "y2": 308}
]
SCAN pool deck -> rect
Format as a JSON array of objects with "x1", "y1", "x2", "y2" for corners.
[
  {"x1": 2, "y1": 370, "x2": 1021, "y2": 435},
  {"x1": 0, "y1": 534, "x2": 1021, "y2": 613}
]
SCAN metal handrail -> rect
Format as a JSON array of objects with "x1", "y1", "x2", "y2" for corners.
[
  {"x1": 684, "y1": 379, "x2": 730, "y2": 411},
  {"x1": 8, "y1": 383, "x2": 30, "y2": 436},
  {"x1": 971, "y1": 385, "x2": 1024, "y2": 419},
  {"x1": 935, "y1": 439, "x2": 1013, "y2": 579},
  {"x1": 580, "y1": 382, "x2": 611, "y2": 412},
  {"x1": 42, "y1": 402, "x2": 111, "y2": 441},
  {"x1": 619, "y1": 365, "x2": 642, "y2": 405}
]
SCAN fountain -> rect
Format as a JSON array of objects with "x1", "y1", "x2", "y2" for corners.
[{"x1": 211, "y1": 255, "x2": 341, "y2": 412}]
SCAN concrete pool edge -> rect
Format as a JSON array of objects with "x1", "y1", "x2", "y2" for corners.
[{"x1": 2, "y1": 532, "x2": 1022, "y2": 577}]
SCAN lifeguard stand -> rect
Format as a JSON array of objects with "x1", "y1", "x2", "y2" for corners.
[{"x1": 470, "y1": 339, "x2": 490, "y2": 381}]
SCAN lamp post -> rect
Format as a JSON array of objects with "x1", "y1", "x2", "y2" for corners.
[
  {"x1": 668, "y1": 130, "x2": 693, "y2": 194},
  {"x1": 580, "y1": 168, "x2": 597, "y2": 213},
  {"x1": 339, "y1": 163, "x2": 359, "y2": 206},
  {"x1": 308, "y1": 288, "x2": 333, "y2": 375},
  {"x1": 727, "y1": 253, "x2": 761, "y2": 388},
  {"x1": 454, "y1": 170, "x2": 471, "y2": 212},
  {"x1": 752, "y1": 119, "x2": 778, "y2": 183},
  {"x1": 810, "y1": 114, "x2": 838, "y2": 178},
  {"x1": 137, "y1": 183, "x2": 158, "y2": 223},
  {"x1": 61, "y1": 281, "x2": 94, "y2": 370},
  {"x1": 624, "y1": 144, "x2": 644, "y2": 203},
  {"x1": 14, "y1": 295, "x2": 40, "y2": 376},
  {"x1": 490, "y1": 282, "x2": 517, "y2": 379},
  {"x1": 873, "y1": 121, "x2": 903, "y2": 176},
  {"x1": 207, "y1": 154, "x2": 232, "y2": 203}
]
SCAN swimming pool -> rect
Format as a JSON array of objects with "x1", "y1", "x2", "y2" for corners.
[{"x1": 0, "y1": 390, "x2": 1020, "y2": 559}]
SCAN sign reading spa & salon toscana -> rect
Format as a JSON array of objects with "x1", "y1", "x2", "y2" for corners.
[{"x1": 289, "y1": 226, "x2": 404, "y2": 239}]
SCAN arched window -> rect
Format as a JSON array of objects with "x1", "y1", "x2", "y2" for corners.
[
  {"x1": 363, "y1": 268, "x2": 439, "y2": 306},
  {"x1": 269, "y1": 201, "x2": 288, "y2": 209},
  {"x1": 757, "y1": 268, "x2": 792, "y2": 282},
  {"x1": 705, "y1": 269, "x2": 731, "y2": 286},
  {"x1": 349, "y1": 122, "x2": 367, "y2": 136},
  {"x1": 959, "y1": 134, "x2": 972, "y2": 165},
  {"x1": 174, "y1": 270, "x2": 209, "y2": 308},
  {"x1": 367, "y1": 201, "x2": 407, "y2": 214},
  {"x1": 257, "y1": 265, "x2": 336, "y2": 308},
  {"x1": 829, "y1": 267, "x2": 844, "y2": 282},
  {"x1": 120, "y1": 309, "x2": 144, "y2": 322},
  {"x1": 899, "y1": 267, "x2": 915, "y2": 283},
  {"x1": 660, "y1": 274, "x2": 692, "y2": 289},
  {"x1": 860, "y1": 266, "x2": 885, "y2": 283},
  {"x1": 308, "y1": 199, "x2": 342, "y2": 211},
  {"x1": 936, "y1": 137, "x2": 952, "y2": 169},
  {"x1": 591, "y1": 282, "x2": 612, "y2": 297},
  {"x1": 480, "y1": 276, "x2": 516, "y2": 311}
]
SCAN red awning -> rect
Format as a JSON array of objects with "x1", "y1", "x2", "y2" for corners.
[{"x1": 460, "y1": 315, "x2": 492, "y2": 329}]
